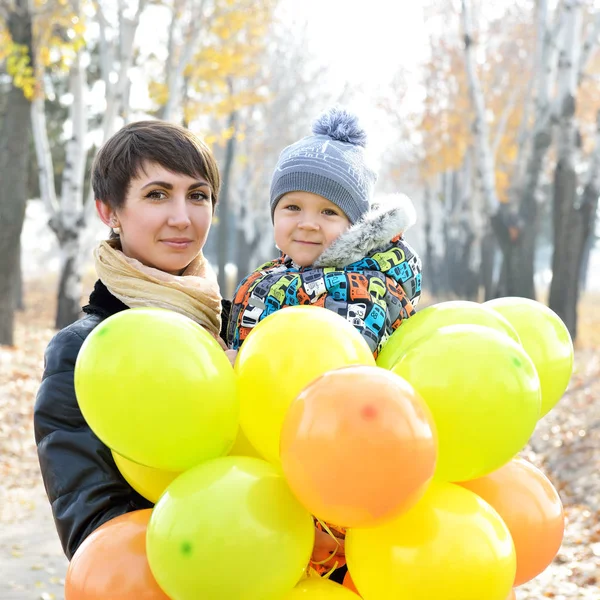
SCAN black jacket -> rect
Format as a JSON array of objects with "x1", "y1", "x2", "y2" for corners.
[{"x1": 34, "y1": 280, "x2": 231, "y2": 559}]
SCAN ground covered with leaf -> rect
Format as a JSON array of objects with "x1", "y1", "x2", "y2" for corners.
[{"x1": 0, "y1": 277, "x2": 598, "y2": 599}]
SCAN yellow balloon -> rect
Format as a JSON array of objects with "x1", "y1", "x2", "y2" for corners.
[
  {"x1": 346, "y1": 482, "x2": 516, "y2": 600},
  {"x1": 147, "y1": 456, "x2": 314, "y2": 600},
  {"x1": 228, "y1": 427, "x2": 262, "y2": 458},
  {"x1": 485, "y1": 297, "x2": 574, "y2": 417},
  {"x1": 284, "y1": 577, "x2": 360, "y2": 598},
  {"x1": 112, "y1": 450, "x2": 179, "y2": 504},
  {"x1": 377, "y1": 301, "x2": 520, "y2": 370},
  {"x1": 75, "y1": 308, "x2": 239, "y2": 471},
  {"x1": 235, "y1": 306, "x2": 375, "y2": 464},
  {"x1": 392, "y1": 324, "x2": 541, "y2": 482}
]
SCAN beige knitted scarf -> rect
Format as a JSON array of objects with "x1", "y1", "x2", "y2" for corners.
[{"x1": 94, "y1": 240, "x2": 225, "y2": 347}]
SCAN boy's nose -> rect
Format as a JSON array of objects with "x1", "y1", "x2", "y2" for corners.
[{"x1": 298, "y1": 219, "x2": 319, "y2": 230}]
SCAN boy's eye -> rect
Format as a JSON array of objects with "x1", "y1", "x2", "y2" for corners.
[
  {"x1": 284, "y1": 204, "x2": 300, "y2": 211},
  {"x1": 323, "y1": 209, "x2": 338, "y2": 216}
]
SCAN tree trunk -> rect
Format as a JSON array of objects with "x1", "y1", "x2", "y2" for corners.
[
  {"x1": 217, "y1": 108, "x2": 238, "y2": 295},
  {"x1": 55, "y1": 228, "x2": 83, "y2": 329},
  {"x1": 14, "y1": 238, "x2": 24, "y2": 311},
  {"x1": 235, "y1": 212, "x2": 260, "y2": 290},
  {"x1": 495, "y1": 0, "x2": 560, "y2": 300},
  {"x1": 548, "y1": 157, "x2": 579, "y2": 337},
  {"x1": 0, "y1": 3, "x2": 32, "y2": 345},
  {"x1": 53, "y1": 44, "x2": 87, "y2": 329},
  {"x1": 579, "y1": 231, "x2": 595, "y2": 292},
  {"x1": 480, "y1": 225, "x2": 496, "y2": 300},
  {"x1": 422, "y1": 183, "x2": 439, "y2": 296},
  {"x1": 548, "y1": 3, "x2": 583, "y2": 339}
]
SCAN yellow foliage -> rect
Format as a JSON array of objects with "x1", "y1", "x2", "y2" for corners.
[
  {"x1": 0, "y1": 22, "x2": 12, "y2": 63},
  {"x1": 152, "y1": 0, "x2": 276, "y2": 140},
  {"x1": 417, "y1": 6, "x2": 534, "y2": 205},
  {"x1": 5, "y1": 43, "x2": 36, "y2": 99}
]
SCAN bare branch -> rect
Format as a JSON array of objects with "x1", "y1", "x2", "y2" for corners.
[
  {"x1": 492, "y1": 87, "x2": 519, "y2": 158},
  {"x1": 579, "y1": 12, "x2": 600, "y2": 84},
  {"x1": 460, "y1": 0, "x2": 500, "y2": 215}
]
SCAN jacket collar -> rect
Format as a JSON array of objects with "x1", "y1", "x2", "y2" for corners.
[
  {"x1": 312, "y1": 193, "x2": 416, "y2": 268},
  {"x1": 82, "y1": 279, "x2": 128, "y2": 318}
]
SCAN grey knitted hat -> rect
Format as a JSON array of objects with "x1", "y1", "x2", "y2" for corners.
[{"x1": 270, "y1": 107, "x2": 378, "y2": 224}]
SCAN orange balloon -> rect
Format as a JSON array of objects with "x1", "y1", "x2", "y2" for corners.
[
  {"x1": 343, "y1": 571, "x2": 361, "y2": 596},
  {"x1": 459, "y1": 458, "x2": 564, "y2": 586},
  {"x1": 280, "y1": 366, "x2": 437, "y2": 528},
  {"x1": 65, "y1": 509, "x2": 169, "y2": 599}
]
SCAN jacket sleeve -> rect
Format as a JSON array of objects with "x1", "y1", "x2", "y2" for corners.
[
  {"x1": 396, "y1": 237, "x2": 422, "y2": 307},
  {"x1": 34, "y1": 327, "x2": 152, "y2": 560}
]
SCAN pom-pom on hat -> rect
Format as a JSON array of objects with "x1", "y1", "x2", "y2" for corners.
[{"x1": 270, "y1": 106, "x2": 378, "y2": 224}]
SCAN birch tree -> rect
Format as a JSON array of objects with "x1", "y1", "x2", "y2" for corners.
[
  {"x1": 228, "y1": 16, "x2": 334, "y2": 285},
  {"x1": 548, "y1": 2, "x2": 599, "y2": 338},
  {"x1": 0, "y1": 0, "x2": 32, "y2": 345},
  {"x1": 29, "y1": 0, "x2": 148, "y2": 329}
]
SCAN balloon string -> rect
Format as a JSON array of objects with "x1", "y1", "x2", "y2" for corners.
[
  {"x1": 315, "y1": 517, "x2": 343, "y2": 549},
  {"x1": 308, "y1": 517, "x2": 344, "y2": 579}
]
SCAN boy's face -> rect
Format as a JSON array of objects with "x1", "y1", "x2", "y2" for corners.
[
  {"x1": 96, "y1": 161, "x2": 213, "y2": 275},
  {"x1": 273, "y1": 191, "x2": 351, "y2": 267}
]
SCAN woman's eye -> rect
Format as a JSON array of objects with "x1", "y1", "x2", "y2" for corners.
[
  {"x1": 190, "y1": 191, "x2": 209, "y2": 202},
  {"x1": 146, "y1": 190, "x2": 166, "y2": 200}
]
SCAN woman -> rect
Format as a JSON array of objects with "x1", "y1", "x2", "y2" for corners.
[
  {"x1": 34, "y1": 120, "x2": 232, "y2": 559},
  {"x1": 35, "y1": 120, "x2": 343, "y2": 581}
]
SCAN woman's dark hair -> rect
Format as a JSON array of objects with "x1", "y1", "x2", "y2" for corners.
[{"x1": 91, "y1": 120, "x2": 221, "y2": 215}]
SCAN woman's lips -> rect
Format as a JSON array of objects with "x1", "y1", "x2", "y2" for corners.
[{"x1": 161, "y1": 239, "x2": 193, "y2": 249}]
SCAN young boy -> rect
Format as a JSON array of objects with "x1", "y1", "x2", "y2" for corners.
[{"x1": 227, "y1": 106, "x2": 422, "y2": 358}]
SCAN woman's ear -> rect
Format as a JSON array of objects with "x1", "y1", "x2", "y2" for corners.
[{"x1": 96, "y1": 199, "x2": 118, "y2": 228}]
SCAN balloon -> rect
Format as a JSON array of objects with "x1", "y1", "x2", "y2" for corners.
[
  {"x1": 147, "y1": 456, "x2": 314, "y2": 600},
  {"x1": 485, "y1": 297, "x2": 573, "y2": 416},
  {"x1": 228, "y1": 426, "x2": 262, "y2": 458},
  {"x1": 459, "y1": 457, "x2": 564, "y2": 586},
  {"x1": 112, "y1": 451, "x2": 179, "y2": 504},
  {"x1": 75, "y1": 307, "x2": 239, "y2": 471},
  {"x1": 343, "y1": 572, "x2": 360, "y2": 595},
  {"x1": 346, "y1": 482, "x2": 516, "y2": 600},
  {"x1": 377, "y1": 301, "x2": 520, "y2": 370},
  {"x1": 235, "y1": 306, "x2": 375, "y2": 463},
  {"x1": 392, "y1": 324, "x2": 541, "y2": 481},
  {"x1": 280, "y1": 366, "x2": 437, "y2": 527},
  {"x1": 284, "y1": 577, "x2": 360, "y2": 598},
  {"x1": 65, "y1": 509, "x2": 169, "y2": 599}
]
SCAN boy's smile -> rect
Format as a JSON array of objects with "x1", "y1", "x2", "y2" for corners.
[{"x1": 273, "y1": 191, "x2": 351, "y2": 267}]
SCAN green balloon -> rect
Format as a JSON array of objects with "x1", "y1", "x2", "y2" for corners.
[
  {"x1": 485, "y1": 297, "x2": 574, "y2": 417},
  {"x1": 392, "y1": 324, "x2": 541, "y2": 482},
  {"x1": 377, "y1": 301, "x2": 521, "y2": 370},
  {"x1": 147, "y1": 456, "x2": 315, "y2": 600},
  {"x1": 75, "y1": 307, "x2": 239, "y2": 471}
]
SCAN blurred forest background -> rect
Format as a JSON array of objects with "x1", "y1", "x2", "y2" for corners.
[
  {"x1": 1, "y1": 1, "x2": 600, "y2": 598},
  {"x1": 0, "y1": 0, "x2": 599, "y2": 343}
]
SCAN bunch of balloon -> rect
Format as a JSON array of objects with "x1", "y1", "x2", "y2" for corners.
[
  {"x1": 68, "y1": 307, "x2": 314, "y2": 600},
  {"x1": 336, "y1": 298, "x2": 571, "y2": 600},
  {"x1": 233, "y1": 306, "x2": 440, "y2": 596}
]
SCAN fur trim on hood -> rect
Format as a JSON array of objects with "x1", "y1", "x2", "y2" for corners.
[{"x1": 313, "y1": 193, "x2": 417, "y2": 269}]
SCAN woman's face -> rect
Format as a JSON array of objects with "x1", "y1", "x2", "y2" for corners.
[{"x1": 97, "y1": 162, "x2": 213, "y2": 275}]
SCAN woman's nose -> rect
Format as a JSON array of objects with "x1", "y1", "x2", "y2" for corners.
[{"x1": 167, "y1": 198, "x2": 192, "y2": 228}]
